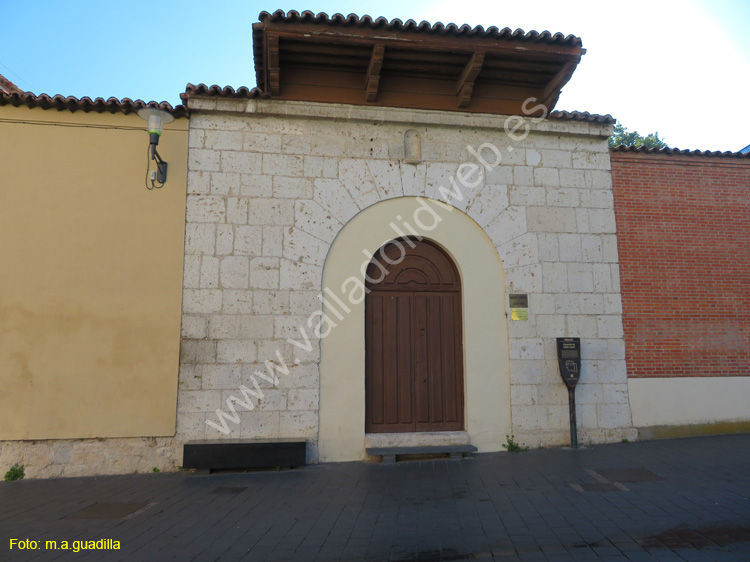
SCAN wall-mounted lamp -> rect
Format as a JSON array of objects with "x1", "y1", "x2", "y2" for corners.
[{"x1": 137, "y1": 108, "x2": 174, "y2": 189}]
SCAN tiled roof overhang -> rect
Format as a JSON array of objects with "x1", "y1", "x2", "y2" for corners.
[
  {"x1": 611, "y1": 145, "x2": 750, "y2": 158},
  {"x1": 0, "y1": 90, "x2": 186, "y2": 117},
  {"x1": 251, "y1": 10, "x2": 586, "y2": 116},
  {"x1": 181, "y1": 83, "x2": 614, "y2": 124}
]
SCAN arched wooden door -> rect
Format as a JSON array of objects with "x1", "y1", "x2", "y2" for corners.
[{"x1": 365, "y1": 238, "x2": 464, "y2": 433}]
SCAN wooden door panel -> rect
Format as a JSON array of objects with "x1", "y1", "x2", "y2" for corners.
[{"x1": 365, "y1": 239, "x2": 464, "y2": 433}]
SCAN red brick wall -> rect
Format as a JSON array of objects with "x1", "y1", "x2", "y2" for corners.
[{"x1": 610, "y1": 150, "x2": 750, "y2": 378}]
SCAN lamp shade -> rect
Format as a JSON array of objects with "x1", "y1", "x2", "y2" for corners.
[{"x1": 137, "y1": 108, "x2": 175, "y2": 136}]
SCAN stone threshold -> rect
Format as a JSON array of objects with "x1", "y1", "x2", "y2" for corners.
[{"x1": 364, "y1": 431, "x2": 471, "y2": 449}]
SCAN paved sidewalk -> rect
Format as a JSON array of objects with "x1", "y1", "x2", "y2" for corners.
[{"x1": 1, "y1": 434, "x2": 749, "y2": 561}]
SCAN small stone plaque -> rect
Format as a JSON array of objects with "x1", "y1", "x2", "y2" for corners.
[
  {"x1": 509, "y1": 294, "x2": 529, "y2": 321},
  {"x1": 557, "y1": 337, "x2": 581, "y2": 388}
]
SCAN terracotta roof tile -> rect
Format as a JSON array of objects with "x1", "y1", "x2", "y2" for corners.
[
  {"x1": 548, "y1": 110, "x2": 615, "y2": 124},
  {"x1": 610, "y1": 145, "x2": 750, "y2": 158},
  {"x1": 180, "y1": 83, "x2": 269, "y2": 103},
  {"x1": 0, "y1": 90, "x2": 186, "y2": 117},
  {"x1": 258, "y1": 10, "x2": 582, "y2": 46}
]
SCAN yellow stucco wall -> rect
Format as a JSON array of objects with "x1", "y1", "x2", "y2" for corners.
[{"x1": 0, "y1": 104, "x2": 187, "y2": 440}]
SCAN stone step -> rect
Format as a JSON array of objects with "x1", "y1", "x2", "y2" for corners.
[{"x1": 366, "y1": 444, "x2": 477, "y2": 463}]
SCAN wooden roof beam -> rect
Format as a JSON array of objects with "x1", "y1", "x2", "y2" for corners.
[
  {"x1": 539, "y1": 60, "x2": 578, "y2": 109},
  {"x1": 365, "y1": 45, "x2": 385, "y2": 102},
  {"x1": 456, "y1": 52, "x2": 485, "y2": 108},
  {"x1": 267, "y1": 35, "x2": 281, "y2": 95}
]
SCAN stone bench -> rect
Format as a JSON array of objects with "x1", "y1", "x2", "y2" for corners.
[
  {"x1": 183, "y1": 439, "x2": 306, "y2": 472},
  {"x1": 366, "y1": 444, "x2": 477, "y2": 463}
]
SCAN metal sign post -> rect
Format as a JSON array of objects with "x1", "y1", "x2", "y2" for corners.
[{"x1": 557, "y1": 337, "x2": 581, "y2": 448}]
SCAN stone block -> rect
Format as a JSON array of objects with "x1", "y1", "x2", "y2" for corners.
[
  {"x1": 253, "y1": 290, "x2": 290, "y2": 315},
  {"x1": 295, "y1": 200, "x2": 342, "y2": 243},
  {"x1": 283, "y1": 227, "x2": 328, "y2": 267},
  {"x1": 210, "y1": 172, "x2": 241, "y2": 196},
  {"x1": 243, "y1": 132, "x2": 282, "y2": 153},
  {"x1": 216, "y1": 224, "x2": 234, "y2": 255},
  {"x1": 596, "y1": 403, "x2": 632, "y2": 429},
  {"x1": 240, "y1": 315, "x2": 275, "y2": 339},
  {"x1": 513, "y1": 166, "x2": 534, "y2": 186},
  {"x1": 222, "y1": 151, "x2": 262, "y2": 174},
  {"x1": 537, "y1": 233, "x2": 559, "y2": 261},
  {"x1": 597, "y1": 315, "x2": 624, "y2": 338},
  {"x1": 208, "y1": 315, "x2": 242, "y2": 339},
  {"x1": 199, "y1": 256, "x2": 219, "y2": 289},
  {"x1": 274, "y1": 176, "x2": 313, "y2": 199},
  {"x1": 222, "y1": 290, "x2": 254, "y2": 314},
  {"x1": 535, "y1": 314, "x2": 565, "y2": 338},
  {"x1": 580, "y1": 189, "x2": 613, "y2": 209},
  {"x1": 541, "y1": 149, "x2": 572, "y2": 168},
  {"x1": 180, "y1": 339, "x2": 216, "y2": 365},
  {"x1": 554, "y1": 293, "x2": 579, "y2": 314},
  {"x1": 526, "y1": 207, "x2": 576, "y2": 233},
  {"x1": 250, "y1": 257, "x2": 280, "y2": 290},
  {"x1": 529, "y1": 293, "x2": 555, "y2": 315},
  {"x1": 542, "y1": 262, "x2": 567, "y2": 292},
  {"x1": 511, "y1": 385, "x2": 538, "y2": 406},
  {"x1": 581, "y1": 235, "x2": 603, "y2": 262},
  {"x1": 314, "y1": 178, "x2": 360, "y2": 224},
  {"x1": 239, "y1": 411, "x2": 281, "y2": 439},
  {"x1": 181, "y1": 315, "x2": 207, "y2": 339},
  {"x1": 217, "y1": 340, "x2": 257, "y2": 364},
  {"x1": 505, "y1": 263, "x2": 543, "y2": 293},
  {"x1": 279, "y1": 411, "x2": 318, "y2": 438},
  {"x1": 183, "y1": 255, "x2": 201, "y2": 288},
  {"x1": 467, "y1": 185, "x2": 509, "y2": 227},
  {"x1": 558, "y1": 234, "x2": 582, "y2": 262},
  {"x1": 533, "y1": 168, "x2": 560, "y2": 187},
  {"x1": 187, "y1": 170, "x2": 210, "y2": 194},
  {"x1": 183, "y1": 289, "x2": 222, "y2": 314},
  {"x1": 566, "y1": 315, "x2": 598, "y2": 338},
  {"x1": 567, "y1": 263, "x2": 594, "y2": 292},
  {"x1": 178, "y1": 390, "x2": 221, "y2": 413},
  {"x1": 186, "y1": 195, "x2": 225, "y2": 223},
  {"x1": 584, "y1": 170, "x2": 613, "y2": 189},
  {"x1": 220, "y1": 256, "x2": 249, "y2": 289},
  {"x1": 247, "y1": 199, "x2": 295, "y2": 226},
  {"x1": 262, "y1": 226, "x2": 284, "y2": 258},
  {"x1": 202, "y1": 365, "x2": 242, "y2": 389},
  {"x1": 509, "y1": 185, "x2": 546, "y2": 207},
  {"x1": 368, "y1": 160, "x2": 404, "y2": 200},
  {"x1": 558, "y1": 169, "x2": 585, "y2": 188},
  {"x1": 280, "y1": 259, "x2": 323, "y2": 291},
  {"x1": 204, "y1": 130, "x2": 243, "y2": 151},
  {"x1": 263, "y1": 153, "x2": 304, "y2": 177},
  {"x1": 240, "y1": 174, "x2": 273, "y2": 197},
  {"x1": 288, "y1": 388, "x2": 320, "y2": 411},
  {"x1": 226, "y1": 197, "x2": 248, "y2": 224},
  {"x1": 572, "y1": 152, "x2": 611, "y2": 170},
  {"x1": 486, "y1": 206, "x2": 527, "y2": 247},
  {"x1": 509, "y1": 338, "x2": 545, "y2": 360},
  {"x1": 304, "y1": 156, "x2": 338, "y2": 178},
  {"x1": 189, "y1": 149, "x2": 220, "y2": 172},
  {"x1": 593, "y1": 264, "x2": 613, "y2": 292},
  {"x1": 233, "y1": 225, "x2": 262, "y2": 256},
  {"x1": 588, "y1": 209, "x2": 617, "y2": 234},
  {"x1": 580, "y1": 294, "x2": 605, "y2": 314}
]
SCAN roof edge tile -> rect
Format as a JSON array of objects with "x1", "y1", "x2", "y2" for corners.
[
  {"x1": 257, "y1": 10, "x2": 582, "y2": 46},
  {"x1": 0, "y1": 90, "x2": 185, "y2": 117},
  {"x1": 610, "y1": 145, "x2": 750, "y2": 158}
]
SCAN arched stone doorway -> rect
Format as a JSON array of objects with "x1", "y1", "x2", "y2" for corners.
[
  {"x1": 365, "y1": 238, "x2": 465, "y2": 432},
  {"x1": 318, "y1": 197, "x2": 511, "y2": 461}
]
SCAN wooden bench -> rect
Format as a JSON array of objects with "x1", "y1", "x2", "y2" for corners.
[
  {"x1": 183, "y1": 439, "x2": 306, "y2": 472},
  {"x1": 366, "y1": 444, "x2": 477, "y2": 464}
]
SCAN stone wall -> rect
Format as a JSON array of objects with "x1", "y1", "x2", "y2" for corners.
[{"x1": 177, "y1": 98, "x2": 636, "y2": 459}]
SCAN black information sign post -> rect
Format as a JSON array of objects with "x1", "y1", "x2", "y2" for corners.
[{"x1": 557, "y1": 337, "x2": 581, "y2": 448}]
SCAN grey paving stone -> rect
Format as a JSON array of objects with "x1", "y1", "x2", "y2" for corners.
[{"x1": 0, "y1": 435, "x2": 749, "y2": 561}]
